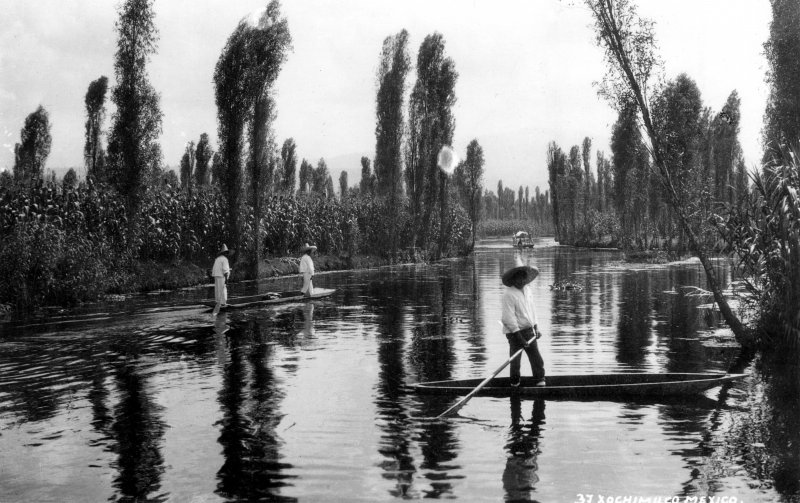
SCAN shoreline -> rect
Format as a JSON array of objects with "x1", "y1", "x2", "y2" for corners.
[{"x1": 0, "y1": 253, "x2": 424, "y2": 321}]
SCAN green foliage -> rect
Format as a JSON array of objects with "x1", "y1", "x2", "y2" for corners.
[
  {"x1": 652, "y1": 73, "x2": 704, "y2": 201},
  {"x1": 84, "y1": 76, "x2": 109, "y2": 182},
  {"x1": 106, "y1": 0, "x2": 163, "y2": 214},
  {"x1": 339, "y1": 171, "x2": 348, "y2": 201},
  {"x1": 0, "y1": 220, "x2": 119, "y2": 309},
  {"x1": 375, "y1": 29, "x2": 410, "y2": 201},
  {"x1": 312, "y1": 159, "x2": 331, "y2": 198},
  {"x1": 479, "y1": 219, "x2": 539, "y2": 238},
  {"x1": 194, "y1": 133, "x2": 213, "y2": 186},
  {"x1": 279, "y1": 138, "x2": 297, "y2": 193},
  {"x1": 180, "y1": 141, "x2": 195, "y2": 191},
  {"x1": 359, "y1": 156, "x2": 375, "y2": 196},
  {"x1": 136, "y1": 185, "x2": 226, "y2": 261},
  {"x1": 298, "y1": 159, "x2": 312, "y2": 195},
  {"x1": 455, "y1": 139, "x2": 484, "y2": 247},
  {"x1": 407, "y1": 32, "x2": 458, "y2": 250},
  {"x1": 213, "y1": 0, "x2": 292, "y2": 255},
  {"x1": 14, "y1": 106, "x2": 52, "y2": 183},
  {"x1": 63, "y1": 169, "x2": 78, "y2": 189},
  {"x1": 763, "y1": 0, "x2": 800, "y2": 155},
  {"x1": 720, "y1": 147, "x2": 800, "y2": 346}
]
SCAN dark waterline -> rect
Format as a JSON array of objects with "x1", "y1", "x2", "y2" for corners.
[{"x1": 0, "y1": 238, "x2": 798, "y2": 502}]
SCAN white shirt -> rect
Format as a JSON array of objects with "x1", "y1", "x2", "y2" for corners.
[
  {"x1": 211, "y1": 255, "x2": 230, "y2": 278},
  {"x1": 299, "y1": 254, "x2": 314, "y2": 276},
  {"x1": 501, "y1": 284, "x2": 539, "y2": 334}
]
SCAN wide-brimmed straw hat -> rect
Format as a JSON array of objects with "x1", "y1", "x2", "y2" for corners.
[
  {"x1": 218, "y1": 244, "x2": 230, "y2": 255},
  {"x1": 502, "y1": 265, "x2": 539, "y2": 287},
  {"x1": 300, "y1": 243, "x2": 318, "y2": 253}
]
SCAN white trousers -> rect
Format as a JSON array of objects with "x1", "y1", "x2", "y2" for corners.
[
  {"x1": 301, "y1": 274, "x2": 314, "y2": 296},
  {"x1": 213, "y1": 276, "x2": 227, "y2": 314}
]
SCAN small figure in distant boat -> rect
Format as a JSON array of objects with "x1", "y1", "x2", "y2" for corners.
[
  {"x1": 299, "y1": 243, "x2": 317, "y2": 297},
  {"x1": 501, "y1": 262, "x2": 545, "y2": 387},
  {"x1": 211, "y1": 244, "x2": 231, "y2": 316}
]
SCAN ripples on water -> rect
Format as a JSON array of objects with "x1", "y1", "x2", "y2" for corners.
[{"x1": 0, "y1": 238, "x2": 798, "y2": 502}]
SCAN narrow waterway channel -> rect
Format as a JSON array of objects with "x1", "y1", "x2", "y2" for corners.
[{"x1": 0, "y1": 238, "x2": 797, "y2": 501}]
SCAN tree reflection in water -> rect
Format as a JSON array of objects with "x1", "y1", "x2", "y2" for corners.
[
  {"x1": 616, "y1": 271, "x2": 653, "y2": 366},
  {"x1": 688, "y1": 356, "x2": 800, "y2": 499},
  {"x1": 372, "y1": 277, "x2": 416, "y2": 498},
  {"x1": 215, "y1": 319, "x2": 296, "y2": 502},
  {"x1": 503, "y1": 397, "x2": 545, "y2": 502},
  {"x1": 110, "y1": 363, "x2": 167, "y2": 502}
]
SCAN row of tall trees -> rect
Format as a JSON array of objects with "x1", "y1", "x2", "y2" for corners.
[
  {"x1": 586, "y1": 0, "x2": 754, "y2": 345},
  {"x1": 213, "y1": 1, "x2": 292, "y2": 276},
  {"x1": 548, "y1": 75, "x2": 750, "y2": 251},
  {"x1": 481, "y1": 181, "x2": 552, "y2": 231},
  {"x1": 548, "y1": 137, "x2": 616, "y2": 245}
]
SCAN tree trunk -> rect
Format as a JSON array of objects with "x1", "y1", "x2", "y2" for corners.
[{"x1": 592, "y1": 0, "x2": 754, "y2": 347}]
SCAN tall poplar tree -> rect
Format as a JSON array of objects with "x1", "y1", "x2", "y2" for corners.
[
  {"x1": 712, "y1": 91, "x2": 742, "y2": 205},
  {"x1": 375, "y1": 29, "x2": 410, "y2": 252},
  {"x1": 763, "y1": 0, "x2": 800, "y2": 156},
  {"x1": 407, "y1": 33, "x2": 457, "y2": 251},
  {"x1": 462, "y1": 139, "x2": 484, "y2": 248},
  {"x1": 280, "y1": 138, "x2": 297, "y2": 194},
  {"x1": 84, "y1": 76, "x2": 109, "y2": 182},
  {"x1": 339, "y1": 171, "x2": 348, "y2": 201},
  {"x1": 298, "y1": 159, "x2": 312, "y2": 195},
  {"x1": 180, "y1": 141, "x2": 196, "y2": 192},
  {"x1": 194, "y1": 133, "x2": 213, "y2": 186},
  {"x1": 107, "y1": 0, "x2": 163, "y2": 218},
  {"x1": 214, "y1": 1, "x2": 291, "y2": 258},
  {"x1": 359, "y1": 156, "x2": 375, "y2": 196},
  {"x1": 13, "y1": 106, "x2": 52, "y2": 184}
]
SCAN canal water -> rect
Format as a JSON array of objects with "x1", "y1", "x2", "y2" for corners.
[{"x1": 0, "y1": 238, "x2": 798, "y2": 502}]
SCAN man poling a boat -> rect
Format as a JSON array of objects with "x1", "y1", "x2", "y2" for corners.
[
  {"x1": 299, "y1": 243, "x2": 317, "y2": 297},
  {"x1": 211, "y1": 244, "x2": 232, "y2": 316},
  {"x1": 501, "y1": 261, "x2": 545, "y2": 387}
]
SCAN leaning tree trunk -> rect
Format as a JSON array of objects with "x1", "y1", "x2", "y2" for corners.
[{"x1": 593, "y1": 0, "x2": 754, "y2": 347}]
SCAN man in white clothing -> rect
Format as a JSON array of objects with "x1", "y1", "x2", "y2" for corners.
[
  {"x1": 299, "y1": 243, "x2": 317, "y2": 297},
  {"x1": 211, "y1": 244, "x2": 231, "y2": 316},
  {"x1": 501, "y1": 263, "x2": 545, "y2": 387}
]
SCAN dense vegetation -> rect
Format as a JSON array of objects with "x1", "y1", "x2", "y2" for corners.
[
  {"x1": 547, "y1": 82, "x2": 748, "y2": 252},
  {"x1": 5, "y1": 0, "x2": 798, "y2": 354},
  {"x1": 0, "y1": 0, "x2": 496, "y2": 312},
  {"x1": 586, "y1": 0, "x2": 800, "y2": 349}
]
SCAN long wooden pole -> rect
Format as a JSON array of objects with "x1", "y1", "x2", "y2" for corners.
[{"x1": 437, "y1": 332, "x2": 538, "y2": 418}]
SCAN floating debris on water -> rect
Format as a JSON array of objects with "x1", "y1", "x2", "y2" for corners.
[{"x1": 550, "y1": 280, "x2": 583, "y2": 292}]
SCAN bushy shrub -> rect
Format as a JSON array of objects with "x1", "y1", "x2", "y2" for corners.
[
  {"x1": 720, "y1": 148, "x2": 800, "y2": 347},
  {"x1": 479, "y1": 219, "x2": 539, "y2": 238},
  {"x1": 0, "y1": 220, "x2": 119, "y2": 308}
]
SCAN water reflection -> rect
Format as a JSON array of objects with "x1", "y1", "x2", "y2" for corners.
[
  {"x1": 1, "y1": 241, "x2": 799, "y2": 501},
  {"x1": 215, "y1": 319, "x2": 295, "y2": 502},
  {"x1": 296, "y1": 303, "x2": 314, "y2": 336},
  {"x1": 617, "y1": 271, "x2": 653, "y2": 366},
  {"x1": 372, "y1": 274, "x2": 415, "y2": 497},
  {"x1": 503, "y1": 398, "x2": 545, "y2": 502},
  {"x1": 110, "y1": 363, "x2": 167, "y2": 502}
]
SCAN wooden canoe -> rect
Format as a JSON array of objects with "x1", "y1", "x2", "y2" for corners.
[
  {"x1": 413, "y1": 373, "x2": 745, "y2": 398},
  {"x1": 201, "y1": 288, "x2": 335, "y2": 310}
]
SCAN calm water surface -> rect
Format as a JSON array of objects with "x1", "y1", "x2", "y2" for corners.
[{"x1": 1, "y1": 238, "x2": 798, "y2": 502}]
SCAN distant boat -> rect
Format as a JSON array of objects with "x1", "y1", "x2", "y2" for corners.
[
  {"x1": 201, "y1": 288, "x2": 336, "y2": 310},
  {"x1": 413, "y1": 373, "x2": 745, "y2": 399},
  {"x1": 513, "y1": 231, "x2": 534, "y2": 248}
]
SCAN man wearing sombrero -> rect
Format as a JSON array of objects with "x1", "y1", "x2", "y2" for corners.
[
  {"x1": 211, "y1": 244, "x2": 231, "y2": 316},
  {"x1": 501, "y1": 262, "x2": 545, "y2": 387},
  {"x1": 299, "y1": 243, "x2": 317, "y2": 297}
]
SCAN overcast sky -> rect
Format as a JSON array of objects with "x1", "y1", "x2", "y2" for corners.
[{"x1": 0, "y1": 0, "x2": 771, "y2": 192}]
